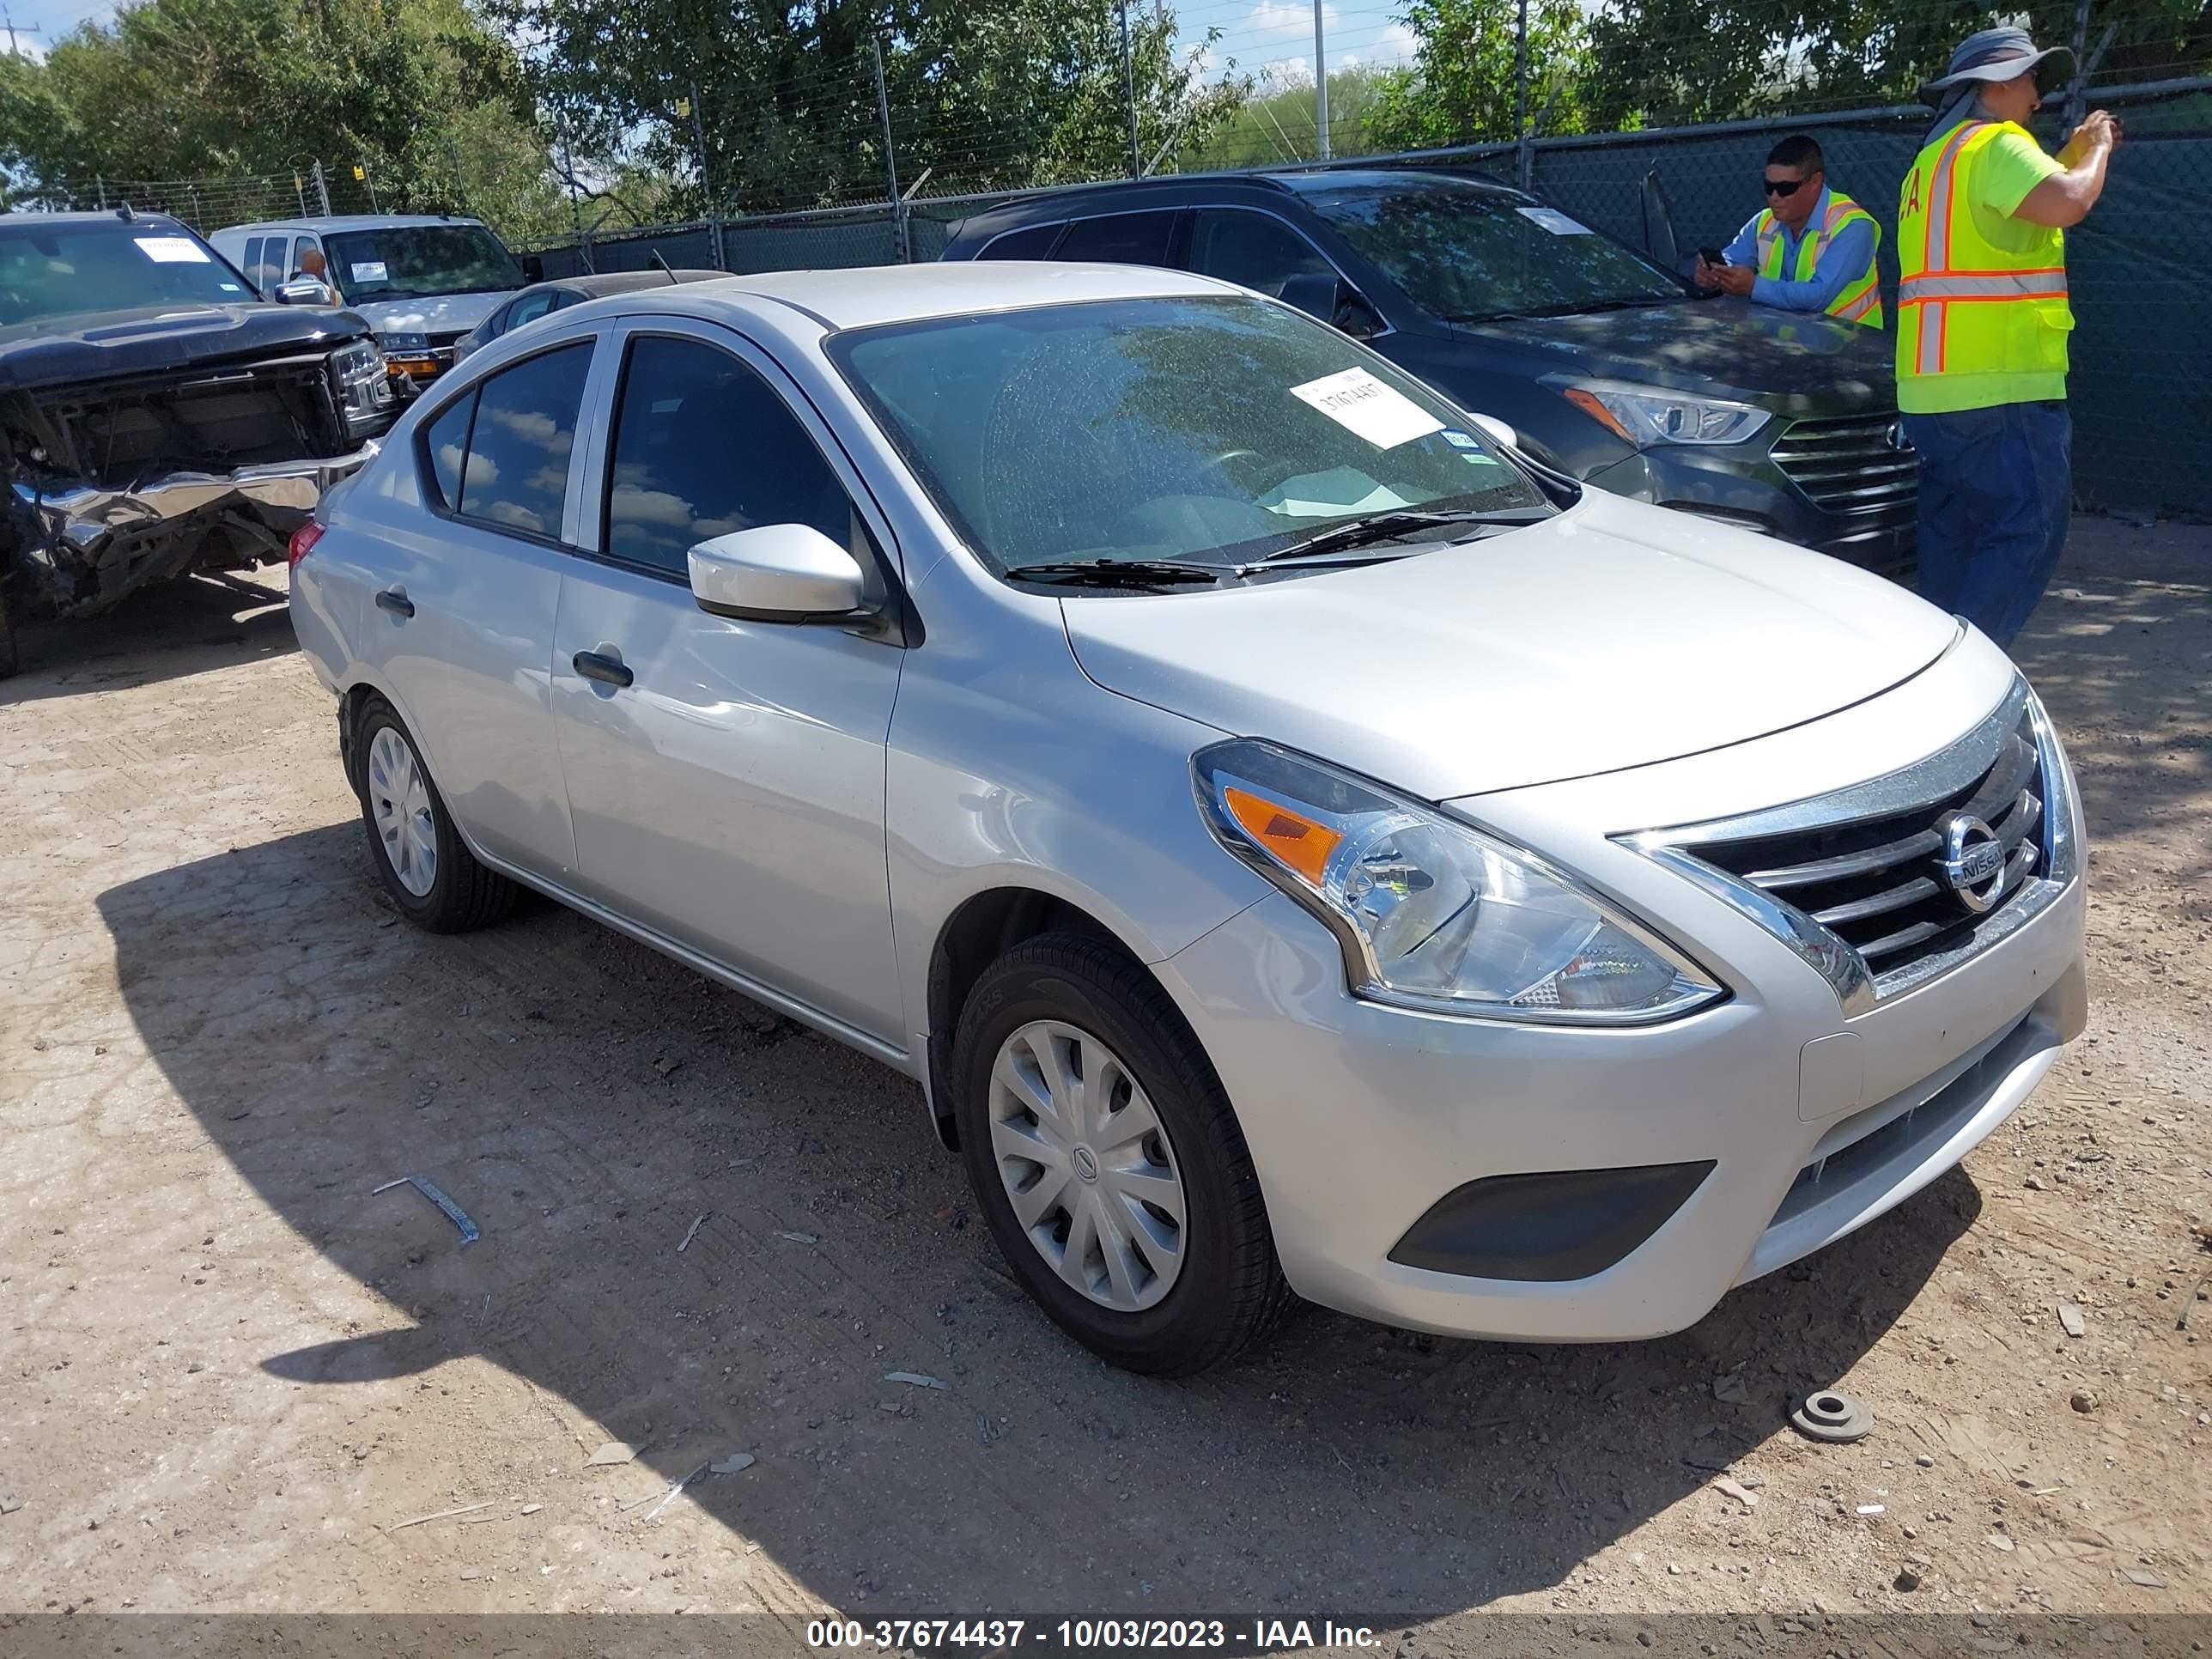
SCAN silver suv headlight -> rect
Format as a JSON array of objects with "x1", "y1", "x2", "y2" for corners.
[
  {"x1": 1194, "y1": 739, "x2": 1723, "y2": 1024},
  {"x1": 330, "y1": 339, "x2": 395, "y2": 430},
  {"x1": 1548, "y1": 376, "x2": 1771, "y2": 447}
]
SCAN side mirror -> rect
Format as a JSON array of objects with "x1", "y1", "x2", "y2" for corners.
[
  {"x1": 1279, "y1": 272, "x2": 1381, "y2": 340},
  {"x1": 273, "y1": 278, "x2": 327, "y2": 305},
  {"x1": 688, "y1": 524, "x2": 871, "y2": 623},
  {"x1": 521, "y1": 255, "x2": 545, "y2": 283},
  {"x1": 1468, "y1": 413, "x2": 1520, "y2": 451}
]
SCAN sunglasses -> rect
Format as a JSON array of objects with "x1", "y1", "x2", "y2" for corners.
[{"x1": 1763, "y1": 175, "x2": 1816, "y2": 197}]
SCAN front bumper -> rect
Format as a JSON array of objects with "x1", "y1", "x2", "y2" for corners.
[
  {"x1": 1154, "y1": 665, "x2": 2084, "y2": 1343},
  {"x1": 9, "y1": 441, "x2": 380, "y2": 617}
]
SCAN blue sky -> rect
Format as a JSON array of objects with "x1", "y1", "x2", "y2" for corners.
[{"x1": 15, "y1": 0, "x2": 1420, "y2": 76}]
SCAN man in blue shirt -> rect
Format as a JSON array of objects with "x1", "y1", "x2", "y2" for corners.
[{"x1": 1697, "y1": 135, "x2": 1885, "y2": 327}]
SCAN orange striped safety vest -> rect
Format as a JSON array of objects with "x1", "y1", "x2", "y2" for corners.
[{"x1": 1753, "y1": 191, "x2": 1884, "y2": 327}]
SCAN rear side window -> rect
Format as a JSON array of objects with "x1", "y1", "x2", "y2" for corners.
[
  {"x1": 603, "y1": 334, "x2": 861, "y2": 579},
  {"x1": 507, "y1": 291, "x2": 559, "y2": 331},
  {"x1": 1186, "y1": 209, "x2": 1335, "y2": 299},
  {"x1": 422, "y1": 342, "x2": 592, "y2": 539},
  {"x1": 1054, "y1": 210, "x2": 1180, "y2": 266},
  {"x1": 240, "y1": 237, "x2": 264, "y2": 286},
  {"x1": 975, "y1": 222, "x2": 1063, "y2": 260}
]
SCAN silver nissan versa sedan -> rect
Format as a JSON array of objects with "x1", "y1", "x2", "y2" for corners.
[{"x1": 289, "y1": 262, "x2": 2087, "y2": 1376}]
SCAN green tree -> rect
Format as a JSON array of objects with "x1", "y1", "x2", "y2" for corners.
[
  {"x1": 0, "y1": 0, "x2": 564, "y2": 234},
  {"x1": 1183, "y1": 64, "x2": 1402, "y2": 170},
  {"x1": 1362, "y1": 0, "x2": 1589, "y2": 152},
  {"x1": 484, "y1": 0, "x2": 1249, "y2": 213}
]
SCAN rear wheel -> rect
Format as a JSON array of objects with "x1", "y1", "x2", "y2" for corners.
[
  {"x1": 353, "y1": 697, "x2": 516, "y2": 933},
  {"x1": 951, "y1": 932, "x2": 1292, "y2": 1375}
]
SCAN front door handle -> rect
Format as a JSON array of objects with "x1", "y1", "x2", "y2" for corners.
[
  {"x1": 375, "y1": 587, "x2": 415, "y2": 619},
  {"x1": 572, "y1": 649, "x2": 634, "y2": 689}
]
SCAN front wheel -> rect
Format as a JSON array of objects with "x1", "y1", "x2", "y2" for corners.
[
  {"x1": 951, "y1": 932, "x2": 1292, "y2": 1375},
  {"x1": 353, "y1": 697, "x2": 516, "y2": 933}
]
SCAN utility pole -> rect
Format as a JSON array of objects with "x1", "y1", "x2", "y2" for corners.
[
  {"x1": 871, "y1": 36, "x2": 908, "y2": 264},
  {"x1": 1312, "y1": 0, "x2": 1330, "y2": 160},
  {"x1": 1119, "y1": 1, "x2": 1140, "y2": 179},
  {"x1": 2, "y1": 11, "x2": 40, "y2": 57}
]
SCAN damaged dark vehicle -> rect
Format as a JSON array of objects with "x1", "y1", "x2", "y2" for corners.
[{"x1": 0, "y1": 210, "x2": 395, "y2": 678}]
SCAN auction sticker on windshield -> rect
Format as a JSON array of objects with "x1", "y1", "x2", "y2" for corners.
[
  {"x1": 134, "y1": 236, "x2": 210, "y2": 263},
  {"x1": 350, "y1": 262, "x2": 390, "y2": 283},
  {"x1": 1290, "y1": 368, "x2": 1444, "y2": 450},
  {"x1": 1516, "y1": 206, "x2": 1592, "y2": 235}
]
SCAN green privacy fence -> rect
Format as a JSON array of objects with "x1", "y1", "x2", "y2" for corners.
[{"x1": 515, "y1": 78, "x2": 2210, "y2": 520}]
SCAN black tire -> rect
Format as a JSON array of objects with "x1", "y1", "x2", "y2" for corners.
[
  {"x1": 951, "y1": 931, "x2": 1294, "y2": 1376},
  {"x1": 351, "y1": 696, "x2": 517, "y2": 933}
]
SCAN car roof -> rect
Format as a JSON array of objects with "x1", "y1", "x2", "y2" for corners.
[
  {"x1": 550, "y1": 270, "x2": 724, "y2": 296},
  {"x1": 579, "y1": 261, "x2": 1239, "y2": 331},
  {"x1": 1, "y1": 210, "x2": 189, "y2": 231},
  {"x1": 210, "y1": 214, "x2": 491, "y2": 237},
  {"x1": 952, "y1": 162, "x2": 1529, "y2": 226}
]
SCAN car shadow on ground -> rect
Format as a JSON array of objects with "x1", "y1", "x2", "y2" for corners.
[
  {"x1": 99, "y1": 819, "x2": 1982, "y2": 1620},
  {"x1": 3, "y1": 570, "x2": 295, "y2": 702}
]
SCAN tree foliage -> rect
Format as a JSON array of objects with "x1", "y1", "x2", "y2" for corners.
[
  {"x1": 0, "y1": 0, "x2": 566, "y2": 232},
  {"x1": 1361, "y1": 0, "x2": 1589, "y2": 151},
  {"x1": 489, "y1": 0, "x2": 1249, "y2": 214}
]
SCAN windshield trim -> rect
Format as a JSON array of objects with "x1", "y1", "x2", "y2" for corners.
[{"x1": 825, "y1": 292, "x2": 1553, "y2": 590}]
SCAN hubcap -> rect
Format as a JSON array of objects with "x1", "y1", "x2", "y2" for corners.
[
  {"x1": 366, "y1": 726, "x2": 438, "y2": 898},
  {"x1": 988, "y1": 1019, "x2": 1188, "y2": 1313}
]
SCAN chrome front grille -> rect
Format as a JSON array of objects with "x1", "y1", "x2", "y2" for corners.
[
  {"x1": 1771, "y1": 412, "x2": 1920, "y2": 513},
  {"x1": 1622, "y1": 678, "x2": 2079, "y2": 1014}
]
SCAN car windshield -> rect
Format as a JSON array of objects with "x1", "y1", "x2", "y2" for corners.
[
  {"x1": 324, "y1": 224, "x2": 523, "y2": 301},
  {"x1": 0, "y1": 222, "x2": 256, "y2": 327},
  {"x1": 831, "y1": 295, "x2": 1548, "y2": 579},
  {"x1": 1300, "y1": 177, "x2": 1686, "y2": 323}
]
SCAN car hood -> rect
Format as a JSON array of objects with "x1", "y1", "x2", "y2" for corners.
[
  {"x1": 0, "y1": 303, "x2": 371, "y2": 392},
  {"x1": 351, "y1": 292, "x2": 510, "y2": 337},
  {"x1": 1060, "y1": 490, "x2": 1959, "y2": 800},
  {"x1": 1449, "y1": 297, "x2": 1894, "y2": 410}
]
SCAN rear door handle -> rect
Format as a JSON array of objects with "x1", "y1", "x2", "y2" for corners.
[
  {"x1": 572, "y1": 649, "x2": 634, "y2": 689},
  {"x1": 374, "y1": 587, "x2": 415, "y2": 618}
]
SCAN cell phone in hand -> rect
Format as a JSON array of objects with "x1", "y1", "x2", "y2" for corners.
[{"x1": 1699, "y1": 246, "x2": 1728, "y2": 267}]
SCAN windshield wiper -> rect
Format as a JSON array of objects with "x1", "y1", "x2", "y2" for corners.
[
  {"x1": 1008, "y1": 558, "x2": 1226, "y2": 590},
  {"x1": 1239, "y1": 507, "x2": 1549, "y2": 570},
  {"x1": 1449, "y1": 295, "x2": 1680, "y2": 324}
]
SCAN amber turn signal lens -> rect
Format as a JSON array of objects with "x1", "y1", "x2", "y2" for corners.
[
  {"x1": 1223, "y1": 786, "x2": 1343, "y2": 884},
  {"x1": 1561, "y1": 386, "x2": 1633, "y2": 441}
]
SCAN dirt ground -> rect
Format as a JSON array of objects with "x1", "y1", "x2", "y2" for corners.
[{"x1": 2, "y1": 520, "x2": 2207, "y2": 1644}]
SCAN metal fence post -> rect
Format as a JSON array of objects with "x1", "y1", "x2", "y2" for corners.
[
  {"x1": 872, "y1": 35, "x2": 910, "y2": 264},
  {"x1": 689, "y1": 81, "x2": 726, "y2": 270},
  {"x1": 361, "y1": 161, "x2": 379, "y2": 213},
  {"x1": 312, "y1": 161, "x2": 332, "y2": 216},
  {"x1": 1313, "y1": 0, "x2": 1331, "y2": 161},
  {"x1": 95, "y1": 175, "x2": 106, "y2": 210},
  {"x1": 2064, "y1": 0, "x2": 2093, "y2": 133},
  {"x1": 1120, "y1": 1, "x2": 1141, "y2": 177},
  {"x1": 1515, "y1": 0, "x2": 1533, "y2": 189}
]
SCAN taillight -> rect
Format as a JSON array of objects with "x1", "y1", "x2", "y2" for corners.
[{"x1": 288, "y1": 520, "x2": 327, "y2": 568}]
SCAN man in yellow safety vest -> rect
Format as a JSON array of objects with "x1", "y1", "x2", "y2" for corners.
[
  {"x1": 1695, "y1": 135, "x2": 1883, "y2": 327},
  {"x1": 1897, "y1": 27, "x2": 2118, "y2": 646}
]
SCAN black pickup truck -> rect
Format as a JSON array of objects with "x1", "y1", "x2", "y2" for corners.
[{"x1": 0, "y1": 210, "x2": 396, "y2": 677}]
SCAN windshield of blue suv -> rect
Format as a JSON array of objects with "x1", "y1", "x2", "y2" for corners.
[
  {"x1": 1299, "y1": 175, "x2": 1688, "y2": 324},
  {"x1": 324, "y1": 224, "x2": 523, "y2": 302},
  {"x1": 0, "y1": 221, "x2": 254, "y2": 327},
  {"x1": 831, "y1": 295, "x2": 1549, "y2": 579}
]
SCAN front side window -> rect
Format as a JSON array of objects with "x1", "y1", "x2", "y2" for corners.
[
  {"x1": 324, "y1": 224, "x2": 523, "y2": 303},
  {"x1": 506, "y1": 291, "x2": 558, "y2": 331},
  {"x1": 0, "y1": 222, "x2": 255, "y2": 325},
  {"x1": 603, "y1": 334, "x2": 861, "y2": 579},
  {"x1": 1299, "y1": 177, "x2": 1685, "y2": 323},
  {"x1": 832, "y1": 295, "x2": 1545, "y2": 577},
  {"x1": 1185, "y1": 209, "x2": 1334, "y2": 300},
  {"x1": 422, "y1": 342, "x2": 592, "y2": 538}
]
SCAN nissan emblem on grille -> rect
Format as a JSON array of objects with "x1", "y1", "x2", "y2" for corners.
[{"x1": 1941, "y1": 813, "x2": 2007, "y2": 913}]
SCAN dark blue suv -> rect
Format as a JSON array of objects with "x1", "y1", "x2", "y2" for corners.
[{"x1": 940, "y1": 167, "x2": 1917, "y2": 579}]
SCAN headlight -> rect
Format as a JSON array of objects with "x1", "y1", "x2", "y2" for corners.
[
  {"x1": 1194, "y1": 739, "x2": 1723, "y2": 1024},
  {"x1": 1550, "y1": 377, "x2": 1771, "y2": 447},
  {"x1": 330, "y1": 339, "x2": 395, "y2": 428},
  {"x1": 380, "y1": 331, "x2": 430, "y2": 351}
]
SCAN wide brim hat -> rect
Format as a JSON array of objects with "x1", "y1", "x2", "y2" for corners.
[{"x1": 1918, "y1": 27, "x2": 2077, "y2": 107}]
